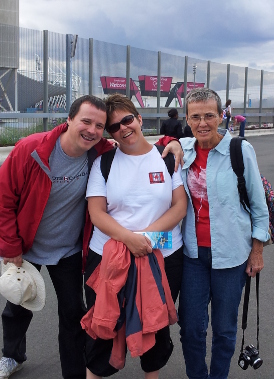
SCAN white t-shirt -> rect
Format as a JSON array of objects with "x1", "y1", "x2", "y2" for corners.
[
  {"x1": 86, "y1": 145, "x2": 184, "y2": 257},
  {"x1": 226, "y1": 105, "x2": 231, "y2": 115}
]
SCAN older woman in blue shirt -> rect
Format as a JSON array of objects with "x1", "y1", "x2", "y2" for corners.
[{"x1": 178, "y1": 88, "x2": 269, "y2": 379}]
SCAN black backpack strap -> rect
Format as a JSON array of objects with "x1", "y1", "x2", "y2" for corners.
[
  {"x1": 230, "y1": 137, "x2": 250, "y2": 212},
  {"x1": 100, "y1": 148, "x2": 117, "y2": 182},
  {"x1": 87, "y1": 146, "x2": 99, "y2": 173},
  {"x1": 101, "y1": 145, "x2": 175, "y2": 182},
  {"x1": 155, "y1": 144, "x2": 175, "y2": 177}
]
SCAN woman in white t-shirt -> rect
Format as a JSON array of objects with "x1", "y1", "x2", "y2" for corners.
[{"x1": 84, "y1": 94, "x2": 187, "y2": 379}]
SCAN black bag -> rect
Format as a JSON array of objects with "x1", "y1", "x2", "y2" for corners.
[{"x1": 230, "y1": 137, "x2": 272, "y2": 245}]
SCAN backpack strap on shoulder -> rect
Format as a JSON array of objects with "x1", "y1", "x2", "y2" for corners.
[
  {"x1": 87, "y1": 146, "x2": 99, "y2": 173},
  {"x1": 230, "y1": 137, "x2": 250, "y2": 212},
  {"x1": 155, "y1": 144, "x2": 175, "y2": 178},
  {"x1": 100, "y1": 148, "x2": 117, "y2": 182},
  {"x1": 101, "y1": 145, "x2": 175, "y2": 183}
]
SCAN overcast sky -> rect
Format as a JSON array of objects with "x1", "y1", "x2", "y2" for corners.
[{"x1": 19, "y1": 0, "x2": 274, "y2": 72}]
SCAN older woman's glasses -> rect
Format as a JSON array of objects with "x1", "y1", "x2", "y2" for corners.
[
  {"x1": 106, "y1": 114, "x2": 135, "y2": 133},
  {"x1": 188, "y1": 113, "x2": 219, "y2": 124}
]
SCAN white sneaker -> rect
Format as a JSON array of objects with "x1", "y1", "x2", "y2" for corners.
[{"x1": 0, "y1": 357, "x2": 23, "y2": 379}]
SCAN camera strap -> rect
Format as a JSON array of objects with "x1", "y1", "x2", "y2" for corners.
[{"x1": 240, "y1": 273, "x2": 260, "y2": 353}]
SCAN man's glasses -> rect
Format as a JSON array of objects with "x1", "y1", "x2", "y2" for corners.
[
  {"x1": 106, "y1": 114, "x2": 135, "y2": 134},
  {"x1": 188, "y1": 113, "x2": 219, "y2": 125}
]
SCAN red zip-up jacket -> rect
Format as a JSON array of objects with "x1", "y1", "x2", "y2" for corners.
[{"x1": 0, "y1": 122, "x2": 112, "y2": 259}]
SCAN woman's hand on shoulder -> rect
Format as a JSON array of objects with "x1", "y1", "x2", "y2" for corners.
[
  {"x1": 161, "y1": 140, "x2": 184, "y2": 171},
  {"x1": 108, "y1": 139, "x2": 119, "y2": 148}
]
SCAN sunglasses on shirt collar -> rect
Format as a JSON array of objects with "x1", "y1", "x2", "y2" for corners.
[{"x1": 105, "y1": 114, "x2": 135, "y2": 134}]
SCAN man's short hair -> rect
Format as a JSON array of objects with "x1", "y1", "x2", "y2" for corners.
[
  {"x1": 186, "y1": 88, "x2": 223, "y2": 116},
  {"x1": 68, "y1": 95, "x2": 106, "y2": 120}
]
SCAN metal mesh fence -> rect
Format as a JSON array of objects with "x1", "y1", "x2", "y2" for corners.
[
  {"x1": 0, "y1": 25, "x2": 274, "y2": 145},
  {"x1": 93, "y1": 40, "x2": 127, "y2": 99},
  {"x1": 247, "y1": 68, "x2": 261, "y2": 108}
]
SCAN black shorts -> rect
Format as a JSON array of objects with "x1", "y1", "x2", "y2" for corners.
[{"x1": 83, "y1": 247, "x2": 183, "y2": 376}]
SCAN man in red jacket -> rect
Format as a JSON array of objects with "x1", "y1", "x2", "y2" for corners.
[{"x1": 0, "y1": 94, "x2": 182, "y2": 379}]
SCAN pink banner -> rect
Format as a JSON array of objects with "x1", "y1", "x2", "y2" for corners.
[
  {"x1": 176, "y1": 82, "x2": 205, "y2": 96},
  {"x1": 101, "y1": 76, "x2": 127, "y2": 91},
  {"x1": 100, "y1": 76, "x2": 144, "y2": 107},
  {"x1": 138, "y1": 75, "x2": 172, "y2": 96},
  {"x1": 176, "y1": 82, "x2": 205, "y2": 107}
]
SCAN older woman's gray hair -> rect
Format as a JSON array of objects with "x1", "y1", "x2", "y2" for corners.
[{"x1": 185, "y1": 88, "x2": 223, "y2": 115}]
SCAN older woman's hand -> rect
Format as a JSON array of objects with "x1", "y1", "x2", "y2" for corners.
[
  {"x1": 246, "y1": 239, "x2": 264, "y2": 277},
  {"x1": 108, "y1": 138, "x2": 119, "y2": 148},
  {"x1": 161, "y1": 140, "x2": 184, "y2": 172}
]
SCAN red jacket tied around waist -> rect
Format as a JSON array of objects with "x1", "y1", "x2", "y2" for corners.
[{"x1": 81, "y1": 239, "x2": 177, "y2": 369}]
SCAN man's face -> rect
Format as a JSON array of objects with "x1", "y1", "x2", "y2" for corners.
[{"x1": 62, "y1": 102, "x2": 107, "y2": 157}]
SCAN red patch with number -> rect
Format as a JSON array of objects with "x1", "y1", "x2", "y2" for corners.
[{"x1": 149, "y1": 172, "x2": 165, "y2": 183}]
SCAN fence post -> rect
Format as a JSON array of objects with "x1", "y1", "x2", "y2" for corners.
[
  {"x1": 126, "y1": 45, "x2": 131, "y2": 99},
  {"x1": 66, "y1": 34, "x2": 73, "y2": 112},
  {"x1": 207, "y1": 60, "x2": 210, "y2": 88},
  {"x1": 89, "y1": 38, "x2": 93, "y2": 95},
  {"x1": 14, "y1": 69, "x2": 18, "y2": 112},
  {"x1": 183, "y1": 56, "x2": 188, "y2": 127},
  {"x1": 226, "y1": 63, "x2": 230, "y2": 102},
  {"x1": 43, "y1": 30, "x2": 48, "y2": 131},
  {"x1": 244, "y1": 67, "x2": 248, "y2": 114},
  {"x1": 259, "y1": 70, "x2": 264, "y2": 128},
  {"x1": 157, "y1": 51, "x2": 161, "y2": 134}
]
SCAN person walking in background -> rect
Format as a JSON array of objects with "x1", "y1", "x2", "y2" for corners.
[
  {"x1": 232, "y1": 114, "x2": 246, "y2": 137},
  {"x1": 160, "y1": 108, "x2": 184, "y2": 139},
  {"x1": 0, "y1": 94, "x2": 182, "y2": 379},
  {"x1": 224, "y1": 99, "x2": 232, "y2": 130},
  {"x1": 178, "y1": 88, "x2": 269, "y2": 379}
]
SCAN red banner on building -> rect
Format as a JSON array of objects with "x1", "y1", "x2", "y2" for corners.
[
  {"x1": 176, "y1": 82, "x2": 205, "y2": 106},
  {"x1": 176, "y1": 82, "x2": 205, "y2": 96},
  {"x1": 138, "y1": 75, "x2": 173, "y2": 97},
  {"x1": 100, "y1": 76, "x2": 144, "y2": 107},
  {"x1": 100, "y1": 76, "x2": 205, "y2": 108}
]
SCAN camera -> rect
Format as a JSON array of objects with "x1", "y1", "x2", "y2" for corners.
[{"x1": 238, "y1": 344, "x2": 263, "y2": 370}]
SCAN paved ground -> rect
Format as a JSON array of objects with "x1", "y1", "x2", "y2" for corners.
[{"x1": 0, "y1": 133, "x2": 274, "y2": 378}]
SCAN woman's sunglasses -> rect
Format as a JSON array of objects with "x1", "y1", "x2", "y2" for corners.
[{"x1": 106, "y1": 114, "x2": 135, "y2": 134}]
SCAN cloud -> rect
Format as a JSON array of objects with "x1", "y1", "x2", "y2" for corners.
[{"x1": 19, "y1": 0, "x2": 274, "y2": 72}]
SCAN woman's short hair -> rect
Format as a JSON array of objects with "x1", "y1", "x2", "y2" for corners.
[
  {"x1": 167, "y1": 108, "x2": 178, "y2": 118},
  {"x1": 186, "y1": 88, "x2": 223, "y2": 115},
  {"x1": 104, "y1": 93, "x2": 139, "y2": 127}
]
